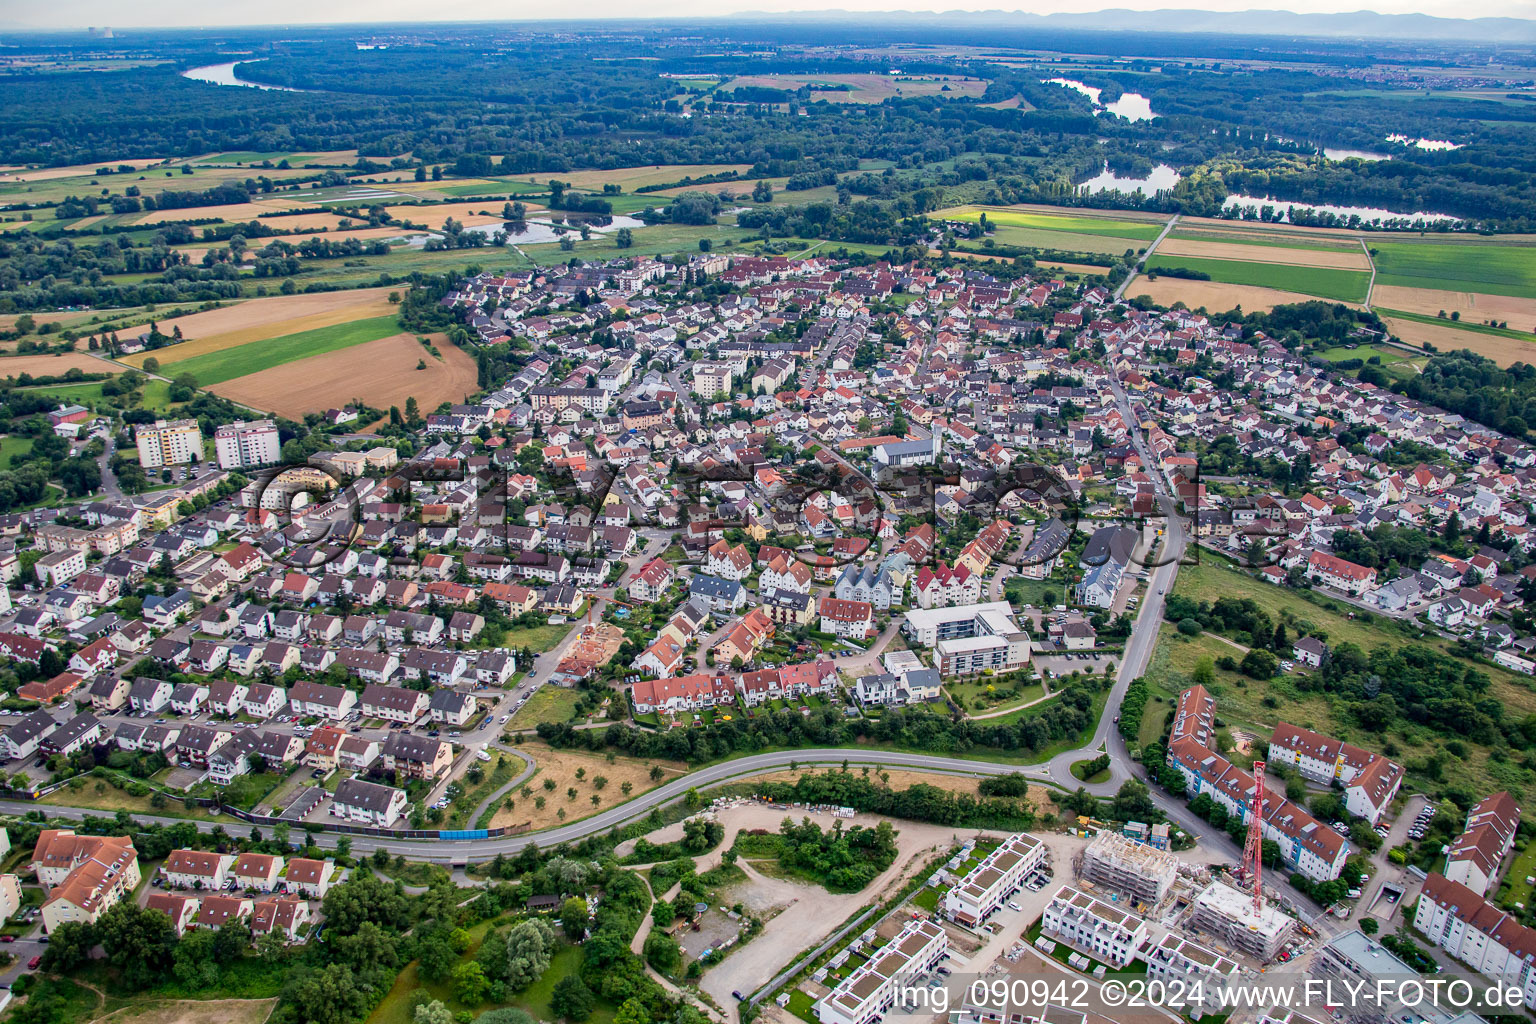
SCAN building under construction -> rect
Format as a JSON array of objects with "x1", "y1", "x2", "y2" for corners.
[
  {"x1": 1188, "y1": 881, "x2": 1295, "y2": 961},
  {"x1": 1078, "y1": 830, "x2": 1179, "y2": 904}
]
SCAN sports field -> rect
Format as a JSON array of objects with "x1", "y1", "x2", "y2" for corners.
[
  {"x1": 1372, "y1": 241, "x2": 1536, "y2": 299},
  {"x1": 163, "y1": 314, "x2": 402, "y2": 385},
  {"x1": 1145, "y1": 255, "x2": 1370, "y2": 303}
]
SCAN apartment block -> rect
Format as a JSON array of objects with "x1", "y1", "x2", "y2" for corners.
[
  {"x1": 214, "y1": 419, "x2": 281, "y2": 469},
  {"x1": 136, "y1": 418, "x2": 203, "y2": 468},
  {"x1": 813, "y1": 919, "x2": 947, "y2": 1024},
  {"x1": 940, "y1": 832, "x2": 1046, "y2": 927},
  {"x1": 1040, "y1": 884, "x2": 1149, "y2": 967},
  {"x1": 1079, "y1": 830, "x2": 1178, "y2": 904}
]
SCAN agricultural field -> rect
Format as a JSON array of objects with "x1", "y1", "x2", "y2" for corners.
[
  {"x1": 937, "y1": 204, "x2": 1166, "y2": 240},
  {"x1": 1372, "y1": 240, "x2": 1536, "y2": 299},
  {"x1": 1144, "y1": 254, "x2": 1371, "y2": 303},
  {"x1": 0, "y1": 351, "x2": 120, "y2": 379},
  {"x1": 724, "y1": 73, "x2": 988, "y2": 102},
  {"x1": 123, "y1": 287, "x2": 399, "y2": 369},
  {"x1": 483, "y1": 742, "x2": 686, "y2": 834},
  {"x1": 1373, "y1": 284, "x2": 1536, "y2": 329},
  {"x1": 164, "y1": 314, "x2": 402, "y2": 386},
  {"x1": 211, "y1": 330, "x2": 478, "y2": 419},
  {"x1": 1122, "y1": 275, "x2": 1325, "y2": 313},
  {"x1": 1157, "y1": 236, "x2": 1372, "y2": 270},
  {"x1": 1381, "y1": 312, "x2": 1536, "y2": 366}
]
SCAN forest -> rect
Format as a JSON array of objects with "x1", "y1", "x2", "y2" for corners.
[{"x1": 2, "y1": 25, "x2": 1535, "y2": 227}]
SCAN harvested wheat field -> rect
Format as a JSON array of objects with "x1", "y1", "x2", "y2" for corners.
[
  {"x1": 128, "y1": 201, "x2": 301, "y2": 226},
  {"x1": 515, "y1": 164, "x2": 753, "y2": 191},
  {"x1": 1157, "y1": 237, "x2": 1373, "y2": 270},
  {"x1": 0, "y1": 158, "x2": 165, "y2": 183},
  {"x1": 91, "y1": 997, "x2": 277, "y2": 1024},
  {"x1": 485, "y1": 742, "x2": 688, "y2": 834},
  {"x1": 0, "y1": 352, "x2": 118, "y2": 379},
  {"x1": 121, "y1": 287, "x2": 398, "y2": 368},
  {"x1": 382, "y1": 201, "x2": 521, "y2": 229},
  {"x1": 1177, "y1": 214, "x2": 1377, "y2": 241},
  {"x1": 210, "y1": 331, "x2": 478, "y2": 417},
  {"x1": 1124, "y1": 275, "x2": 1335, "y2": 313},
  {"x1": 1373, "y1": 284, "x2": 1536, "y2": 325},
  {"x1": 1385, "y1": 316, "x2": 1536, "y2": 366}
]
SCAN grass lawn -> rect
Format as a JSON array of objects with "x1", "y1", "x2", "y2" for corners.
[
  {"x1": 20, "y1": 378, "x2": 180, "y2": 413},
  {"x1": 1070, "y1": 758, "x2": 1111, "y2": 783},
  {"x1": 39, "y1": 777, "x2": 224, "y2": 820},
  {"x1": 1004, "y1": 574, "x2": 1070, "y2": 610},
  {"x1": 449, "y1": 755, "x2": 518, "y2": 828},
  {"x1": 1494, "y1": 837, "x2": 1536, "y2": 913},
  {"x1": 911, "y1": 886, "x2": 942, "y2": 913},
  {"x1": 786, "y1": 988, "x2": 820, "y2": 1024},
  {"x1": 944, "y1": 678, "x2": 1046, "y2": 715},
  {"x1": 0, "y1": 433, "x2": 34, "y2": 468},
  {"x1": 1145, "y1": 256, "x2": 1370, "y2": 303},
  {"x1": 509, "y1": 685, "x2": 582, "y2": 729},
  {"x1": 503, "y1": 622, "x2": 574, "y2": 653},
  {"x1": 1373, "y1": 240, "x2": 1536, "y2": 300},
  {"x1": 1313, "y1": 343, "x2": 1421, "y2": 366},
  {"x1": 157, "y1": 314, "x2": 402, "y2": 384}
]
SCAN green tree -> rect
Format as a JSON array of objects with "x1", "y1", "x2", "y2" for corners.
[
  {"x1": 415, "y1": 1001, "x2": 454, "y2": 1024},
  {"x1": 504, "y1": 917, "x2": 557, "y2": 990},
  {"x1": 452, "y1": 962, "x2": 492, "y2": 1006},
  {"x1": 560, "y1": 896, "x2": 589, "y2": 940},
  {"x1": 289, "y1": 964, "x2": 373, "y2": 1024},
  {"x1": 95, "y1": 901, "x2": 177, "y2": 989},
  {"x1": 613, "y1": 998, "x2": 651, "y2": 1024},
  {"x1": 549, "y1": 975, "x2": 595, "y2": 1022},
  {"x1": 643, "y1": 931, "x2": 681, "y2": 974}
]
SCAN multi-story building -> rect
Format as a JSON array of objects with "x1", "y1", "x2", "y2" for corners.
[
  {"x1": 1079, "y1": 830, "x2": 1178, "y2": 904},
  {"x1": 332, "y1": 778, "x2": 408, "y2": 827},
  {"x1": 813, "y1": 919, "x2": 947, "y2": 1024},
  {"x1": 1445, "y1": 792, "x2": 1521, "y2": 895},
  {"x1": 1144, "y1": 934, "x2": 1241, "y2": 1015},
  {"x1": 1188, "y1": 881, "x2": 1295, "y2": 961},
  {"x1": 941, "y1": 833, "x2": 1046, "y2": 927},
  {"x1": 1266, "y1": 722, "x2": 1403, "y2": 825},
  {"x1": 136, "y1": 418, "x2": 203, "y2": 468},
  {"x1": 162, "y1": 848, "x2": 233, "y2": 889},
  {"x1": 1414, "y1": 871, "x2": 1536, "y2": 1012},
  {"x1": 33, "y1": 831, "x2": 141, "y2": 933},
  {"x1": 1040, "y1": 884, "x2": 1149, "y2": 967},
  {"x1": 214, "y1": 420, "x2": 281, "y2": 469}
]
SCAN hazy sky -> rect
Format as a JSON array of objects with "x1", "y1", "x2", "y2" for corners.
[{"x1": 5, "y1": 0, "x2": 1532, "y2": 29}]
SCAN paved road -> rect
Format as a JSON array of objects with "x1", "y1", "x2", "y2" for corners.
[{"x1": 1114, "y1": 213, "x2": 1180, "y2": 302}]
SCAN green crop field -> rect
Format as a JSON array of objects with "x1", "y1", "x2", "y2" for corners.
[
  {"x1": 1372, "y1": 241, "x2": 1536, "y2": 299},
  {"x1": 1146, "y1": 255, "x2": 1370, "y2": 303},
  {"x1": 434, "y1": 179, "x2": 549, "y2": 198},
  {"x1": 1168, "y1": 228, "x2": 1361, "y2": 253},
  {"x1": 159, "y1": 314, "x2": 401, "y2": 385},
  {"x1": 942, "y1": 206, "x2": 1165, "y2": 241}
]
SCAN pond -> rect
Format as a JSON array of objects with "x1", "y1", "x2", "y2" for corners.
[
  {"x1": 1079, "y1": 162, "x2": 1181, "y2": 194},
  {"x1": 1043, "y1": 78, "x2": 1158, "y2": 122},
  {"x1": 415, "y1": 214, "x2": 647, "y2": 248},
  {"x1": 181, "y1": 59, "x2": 307, "y2": 92},
  {"x1": 1222, "y1": 194, "x2": 1460, "y2": 225}
]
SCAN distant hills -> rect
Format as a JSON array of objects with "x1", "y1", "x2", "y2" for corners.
[{"x1": 738, "y1": 8, "x2": 1536, "y2": 43}]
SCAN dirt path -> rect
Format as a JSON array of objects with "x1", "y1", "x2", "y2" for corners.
[{"x1": 694, "y1": 804, "x2": 965, "y2": 1011}]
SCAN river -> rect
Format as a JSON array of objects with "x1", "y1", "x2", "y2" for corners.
[
  {"x1": 181, "y1": 60, "x2": 306, "y2": 92},
  {"x1": 1222, "y1": 194, "x2": 1460, "y2": 225}
]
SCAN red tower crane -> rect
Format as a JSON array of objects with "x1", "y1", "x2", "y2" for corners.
[{"x1": 1242, "y1": 759, "x2": 1267, "y2": 915}]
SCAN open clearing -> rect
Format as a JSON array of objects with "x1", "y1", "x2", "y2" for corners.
[
  {"x1": 1384, "y1": 315, "x2": 1536, "y2": 365},
  {"x1": 725, "y1": 73, "x2": 987, "y2": 102},
  {"x1": 169, "y1": 314, "x2": 402, "y2": 386},
  {"x1": 1123, "y1": 275, "x2": 1331, "y2": 312},
  {"x1": 210, "y1": 331, "x2": 478, "y2": 417},
  {"x1": 748, "y1": 767, "x2": 1057, "y2": 812},
  {"x1": 484, "y1": 742, "x2": 688, "y2": 834},
  {"x1": 91, "y1": 997, "x2": 277, "y2": 1024},
  {"x1": 1146, "y1": 255, "x2": 1370, "y2": 303},
  {"x1": 1157, "y1": 237, "x2": 1372, "y2": 269},
  {"x1": 1371, "y1": 284, "x2": 1536, "y2": 326},
  {"x1": 123, "y1": 288, "x2": 398, "y2": 367}
]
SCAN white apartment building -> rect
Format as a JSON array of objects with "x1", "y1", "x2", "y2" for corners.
[
  {"x1": 941, "y1": 832, "x2": 1046, "y2": 927},
  {"x1": 136, "y1": 418, "x2": 203, "y2": 468},
  {"x1": 1414, "y1": 872, "x2": 1536, "y2": 1012},
  {"x1": 813, "y1": 919, "x2": 948, "y2": 1024},
  {"x1": 1145, "y1": 934, "x2": 1242, "y2": 1015},
  {"x1": 1041, "y1": 884, "x2": 1149, "y2": 967},
  {"x1": 214, "y1": 420, "x2": 281, "y2": 469}
]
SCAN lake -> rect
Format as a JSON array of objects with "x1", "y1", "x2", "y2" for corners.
[
  {"x1": 1079, "y1": 162, "x2": 1181, "y2": 194},
  {"x1": 426, "y1": 215, "x2": 647, "y2": 248},
  {"x1": 1222, "y1": 194, "x2": 1460, "y2": 225},
  {"x1": 1043, "y1": 78, "x2": 1158, "y2": 122},
  {"x1": 1385, "y1": 134, "x2": 1462, "y2": 151},
  {"x1": 181, "y1": 60, "x2": 306, "y2": 92},
  {"x1": 1324, "y1": 147, "x2": 1390, "y2": 162}
]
